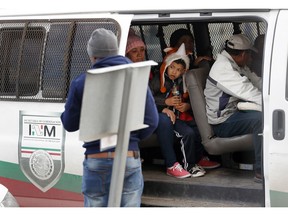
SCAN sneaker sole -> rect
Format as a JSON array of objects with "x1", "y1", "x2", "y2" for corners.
[
  {"x1": 167, "y1": 172, "x2": 191, "y2": 178},
  {"x1": 254, "y1": 176, "x2": 263, "y2": 183},
  {"x1": 191, "y1": 172, "x2": 205, "y2": 178},
  {"x1": 198, "y1": 164, "x2": 221, "y2": 169}
]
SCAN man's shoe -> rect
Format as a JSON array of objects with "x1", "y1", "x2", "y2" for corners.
[
  {"x1": 198, "y1": 156, "x2": 221, "y2": 169},
  {"x1": 167, "y1": 162, "x2": 191, "y2": 178},
  {"x1": 189, "y1": 164, "x2": 206, "y2": 178}
]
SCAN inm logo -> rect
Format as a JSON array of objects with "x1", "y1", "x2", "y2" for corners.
[{"x1": 29, "y1": 124, "x2": 56, "y2": 137}]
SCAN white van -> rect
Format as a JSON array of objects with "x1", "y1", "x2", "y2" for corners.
[{"x1": 0, "y1": 2, "x2": 288, "y2": 207}]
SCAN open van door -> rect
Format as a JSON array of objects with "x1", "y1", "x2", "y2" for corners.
[{"x1": 266, "y1": 10, "x2": 288, "y2": 207}]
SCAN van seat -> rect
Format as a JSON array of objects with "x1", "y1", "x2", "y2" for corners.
[{"x1": 185, "y1": 67, "x2": 254, "y2": 155}]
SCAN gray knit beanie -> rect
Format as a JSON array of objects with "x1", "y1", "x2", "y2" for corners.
[{"x1": 87, "y1": 28, "x2": 118, "y2": 58}]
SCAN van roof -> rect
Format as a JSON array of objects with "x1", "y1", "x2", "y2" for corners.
[{"x1": 0, "y1": 0, "x2": 287, "y2": 17}]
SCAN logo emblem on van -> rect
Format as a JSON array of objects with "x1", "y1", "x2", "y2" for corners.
[{"x1": 18, "y1": 111, "x2": 65, "y2": 192}]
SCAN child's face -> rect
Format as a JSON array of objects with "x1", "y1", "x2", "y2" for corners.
[{"x1": 167, "y1": 61, "x2": 186, "y2": 81}]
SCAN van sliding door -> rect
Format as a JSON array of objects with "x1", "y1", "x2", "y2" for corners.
[{"x1": 266, "y1": 10, "x2": 288, "y2": 207}]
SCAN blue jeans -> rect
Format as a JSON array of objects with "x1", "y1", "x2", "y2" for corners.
[
  {"x1": 156, "y1": 113, "x2": 203, "y2": 169},
  {"x1": 82, "y1": 156, "x2": 143, "y2": 207},
  {"x1": 212, "y1": 111, "x2": 263, "y2": 172}
]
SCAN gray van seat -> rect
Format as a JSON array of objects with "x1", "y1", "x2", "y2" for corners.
[
  {"x1": 139, "y1": 133, "x2": 159, "y2": 148},
  {"x1": 185, "y1": 67, "x2": 254, "y2": 155}
]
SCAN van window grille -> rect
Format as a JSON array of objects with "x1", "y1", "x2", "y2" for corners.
[
  {"x1": 208, "y1": 22, "x2": 266, "y2": 59},
  {"x1": 0, "y1": 19, "x2": 120, "y2": 102},
  {"x1": 0, "y1": 18, "x2": 265, "y2": 103},
  {"x1": 0, "y1": 26, "x2": 44, "y2": 97}
]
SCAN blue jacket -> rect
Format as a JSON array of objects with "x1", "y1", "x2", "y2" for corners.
[{"x1": 61, "y1": 55, "x2": 159, "y2": 155}]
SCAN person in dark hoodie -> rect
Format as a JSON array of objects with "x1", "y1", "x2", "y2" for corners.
[{"x1": 61, "y1": 28, "x2": 159, "y2": 207}]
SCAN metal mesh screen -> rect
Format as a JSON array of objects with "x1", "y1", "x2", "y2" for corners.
[
  {"x1": 0, "y1": 18, "x2": 266, "y2": 102},
  {"x1": 0, "y1": 19, "x2": 120, "y2": 102},
  {"x1": 209, "y1": 22, "x2": 267, "y2": 59},
  {"x1": 131, "y1": 21, "x2": 266, "y2": 65},
  {"x1": 131, "y1": 24, "x2": 195, "y2": 63}
]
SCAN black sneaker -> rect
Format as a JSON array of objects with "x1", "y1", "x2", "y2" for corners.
[{"x1": 188, "y1": 164, "x2": 206, "y2": 178}]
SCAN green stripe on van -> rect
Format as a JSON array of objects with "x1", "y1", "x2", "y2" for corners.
[
  {"x1": 0, "y1": 161, "x2": 81, "y2": 193},
  {"x1": 270, "y1": 190, "x2": 288, "y2": 207}
]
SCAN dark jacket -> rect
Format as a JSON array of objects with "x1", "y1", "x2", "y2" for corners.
[
  {"x1": 149, "y1": 71, "x2": 193, "y2": 121},
  {"x1": 61, "y1": 55, "x2": 159, "y2": 155}
]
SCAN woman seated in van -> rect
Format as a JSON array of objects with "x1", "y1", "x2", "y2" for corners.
[
  {"x1": 149, "y1": 43, "x2": 219, "y2": 178},
  {"x1": 125, "y1": 28, "x2": 155, "y2": 81},
  {"x1": 125, "y1": 28, "x2": 146, "y2": 63}
]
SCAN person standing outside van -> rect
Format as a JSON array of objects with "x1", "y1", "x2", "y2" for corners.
[
  {"x1": 61, "y1": 28, "x2": 159, "y2": 207},
  {"x1": 204, "y1": 34, "x2": 263, "y2": 182}
]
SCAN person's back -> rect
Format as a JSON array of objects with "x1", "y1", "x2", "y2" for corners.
[{"x1": 61, "y1": 28, "x2": 159, "y2": 207}]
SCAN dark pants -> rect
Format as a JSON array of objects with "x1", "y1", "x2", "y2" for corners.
[
  {"x1": 212, "y1": 111, "x2": 263, "y2": 173},
  {"x1": 156, "y1": 113, "x2": 204, "y2": 169}
]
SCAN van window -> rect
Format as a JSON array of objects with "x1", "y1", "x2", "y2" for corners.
[
  {"x1": 131, "y1": 21, "x2": 266, "y2": 65},
  {"x1": 208, "y1": 22, "x2": 266, "y2": 58},
  {"x1": 0, "y1": 26, "x2": 45, "y2": 97},
  {"x1": 0, "y1": 19, "x2": 120, "y2": 102}
]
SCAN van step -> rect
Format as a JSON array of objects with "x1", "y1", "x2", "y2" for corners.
[
  {"x1": 141, "y1": 165, "x2": 264, "y2": 207},
  {"x1": 141, "y1": 195, "x2": 261, "y2": 207}
]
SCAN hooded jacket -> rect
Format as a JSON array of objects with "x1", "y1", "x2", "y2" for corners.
[
  {"x1": 61, "y1": 55, "x2": 159, "y2": 155},
  {"x1": 150, "y1": 44, "x2": 193, "y2": 121},
  {"x1": 204, "y1": 50, "x2": 262, "y2": 125}
]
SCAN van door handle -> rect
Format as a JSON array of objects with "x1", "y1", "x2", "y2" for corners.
[{"x1": 272, "y1": 109, "x2": 285, "y2": 140}]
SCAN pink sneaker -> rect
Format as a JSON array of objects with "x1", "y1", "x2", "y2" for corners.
[
  {"x1": 198, "y1": 156, "x2": 221, "y2": 169},
  {"x1": 167, "y1": 162, "x2": 191, "y2": 178}
]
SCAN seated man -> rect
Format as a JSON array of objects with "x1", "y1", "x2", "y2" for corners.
[{"x1": 204, "y1": 34, "x2": 263, "y2": 182}]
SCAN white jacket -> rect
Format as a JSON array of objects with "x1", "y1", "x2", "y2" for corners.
[{"x1": 204, "y1": 50, "x2": 262, "y2": 125}]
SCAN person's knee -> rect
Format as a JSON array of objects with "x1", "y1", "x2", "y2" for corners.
[
  {"x1": 182, "y1": 129, "x2": 197, "y2": 141},
  {"x1": 158, "y1": 113, "x2": 173, "y2": 128},
  {"x1": 251, "y1": 111, "x2": 262, "y2": 128}
]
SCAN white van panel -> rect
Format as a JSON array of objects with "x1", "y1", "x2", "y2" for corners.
[
  {"x1": 266, "y1": 10, "x2": 288, "y2": 206},
  {"x1": 0, "y1": 101, "x2": 84, "y2": 175}
]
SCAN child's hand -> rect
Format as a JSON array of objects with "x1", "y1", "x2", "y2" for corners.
[
  {"x1": 162, "y1": 108, "x2": 176, "y2": 124},
  {"x1": 165, "y1": 96, "x2": 181, "y2": 106},
  {"x1": 175, "y1": 102, "x2": 191, "y2": 113}
]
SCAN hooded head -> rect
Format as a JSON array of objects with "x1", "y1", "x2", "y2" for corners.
[
  {"x1": 159, "y1": 43, "x2": 190, "y2": 93},
  {"x1": 87, "y1": 28, "x2": 118, "y2": 58}
]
